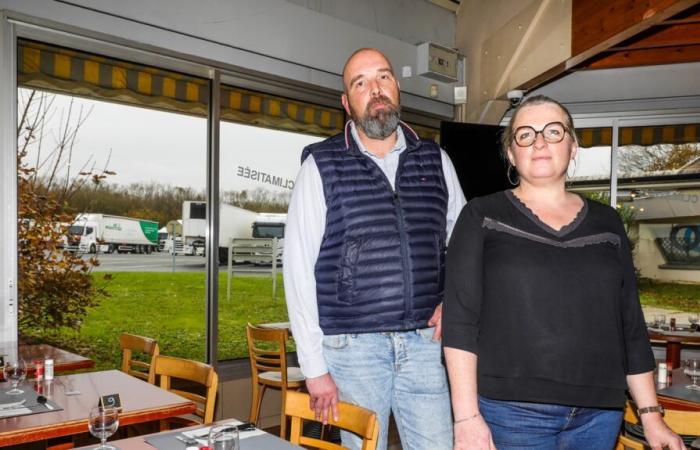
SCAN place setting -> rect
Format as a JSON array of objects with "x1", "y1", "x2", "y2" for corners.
[
  {"x1": 145, "y1": 420, "x2": 265, "y2": 450},
  {"x1": 1, "y1": 360, "x2": 62, "y2": 418}
]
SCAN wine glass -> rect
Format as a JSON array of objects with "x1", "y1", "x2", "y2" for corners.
[
  {"x1": 3, "y1": 360, "x2": 27, "y2": 395},
  {"x1": 88, "y1": 407, "x2": 119, "y2": 449},
  {"x1": 684, "y1": 359, "x2": 700, "y2": 391},
  {"x1": 689, "y1": 313, "x2": 699, "y2": 328},
  {"x1": 208, "y1": 425, "x2": 239, "y2": 450}
]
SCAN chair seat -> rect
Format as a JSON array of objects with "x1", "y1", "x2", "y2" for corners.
[{"x1": 259, "y1": 366, "x2": 305, "y2": 384}]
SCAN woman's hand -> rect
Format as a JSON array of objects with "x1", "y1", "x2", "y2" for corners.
[
  {"x1": 641, "y1": 413, "x2": 686, "y2": 450},
  {"x1": 453, "y1": 415, "x2": 497, "y2": 450}
]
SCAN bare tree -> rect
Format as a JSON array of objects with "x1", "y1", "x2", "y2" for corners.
[
  {"x1": 17, "y1": 89, "x2": 111, "y2": 333},
  {"x1": 618, "y1": 143, "x2": 700, "y2": 177}
]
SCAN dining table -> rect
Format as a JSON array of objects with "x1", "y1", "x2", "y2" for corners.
[
  {"x1": 20, "y1": 343, "x2": 95, "y2": 377},
  {"x1": 74, "y1": 418, "x2": 304, "y2": 449},
  {"x1": 648, "y1": 326, "x2": 700, "y2": 370},
  {"x1": 657, "y1": 366, "x2": 700, "y2": 412},
  {"x1": 0, "y1": 369, "x2": 196, "y2": 447}
]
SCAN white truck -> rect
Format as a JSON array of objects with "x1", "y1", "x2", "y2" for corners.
[
  {"x1": 179, "y1": 201, "x2": 286, "y2": 262},
  {"x1": 66, "y1": 213, "x2": 159, "y2": 254}
]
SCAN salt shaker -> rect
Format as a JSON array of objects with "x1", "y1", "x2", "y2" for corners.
[
  {"x1": 657, "y1": 362, "x2": 668, "y2": 384},
  {"x1": 44, "y1": 358, "x2": 54, "y2": 381}
]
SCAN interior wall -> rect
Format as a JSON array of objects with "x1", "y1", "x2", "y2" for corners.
[
  {"x1": 0, "y1": 0, "x2": 456, "y2": 116},
  {"x1": 455, "y1": 0, "x2": 572, "y2": 124}
]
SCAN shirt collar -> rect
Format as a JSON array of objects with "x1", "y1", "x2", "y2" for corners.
[{"x1": 348, "y1": 121, "x2": 406, "y2": 157}]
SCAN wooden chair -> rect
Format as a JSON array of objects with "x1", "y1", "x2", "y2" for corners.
[
  {"x1": 285, "y1": 391, "x2": 379, "y2": 450},
  {"x1": 246, "y1": 323, "x2": 305, "y2": 438},
  {"x1": 153, "y1": 355, "x2": 218, "y2": 427},
  {"x1": 119, "y1": 333, "x2": 160, "y2": 384},
  {"x1": 616, "y1": 400, "x2": 700, "y2": 449}
]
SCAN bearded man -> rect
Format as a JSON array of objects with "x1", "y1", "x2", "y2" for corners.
[{"x1": 283, "y1": 48, "x2": 465, "y2": 450}]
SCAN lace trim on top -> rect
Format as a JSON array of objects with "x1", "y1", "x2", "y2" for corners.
[
  {"x1": 505, "y1": 190, "x2": 588, "y2": 237},
  {"x1": 482, "y1": 217, "x2": 621, "y2": 249}
]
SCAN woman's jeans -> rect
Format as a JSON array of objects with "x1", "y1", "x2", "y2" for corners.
[
  {"x1": 323, "y1": 328, "x2": 453, "y2": 450},
  {"x1": 479, "y1": 396, "x2": 623, "y2": 450}
]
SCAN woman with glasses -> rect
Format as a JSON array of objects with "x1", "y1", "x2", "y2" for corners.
[{"x1": 442, "y1": 95, "x2": 683, "y2": 450}]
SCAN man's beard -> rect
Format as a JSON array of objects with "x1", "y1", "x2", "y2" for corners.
[{"x1": 352, "y1": 95, "x2": 401, "y2": 139}]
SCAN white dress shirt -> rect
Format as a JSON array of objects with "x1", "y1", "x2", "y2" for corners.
[{"x1": 283, "y1": 123, "x2": 466, "y2": 378}]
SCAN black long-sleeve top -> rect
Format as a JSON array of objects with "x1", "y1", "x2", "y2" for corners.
[{"x1": 442, "y1": 190, "x2": 655, "y2": 408}]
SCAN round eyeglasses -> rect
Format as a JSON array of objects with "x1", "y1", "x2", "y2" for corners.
[{"x1": 512, "y1": 121, "x2": 569, "y2": 147}]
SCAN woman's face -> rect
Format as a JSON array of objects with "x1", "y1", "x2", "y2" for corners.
[{"x1": 507, "y1": 102, "x2": 576, "y2": 185}]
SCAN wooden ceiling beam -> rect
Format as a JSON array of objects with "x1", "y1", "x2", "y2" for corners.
[
  {"x1": 608, "y1": 23, "x2": 700, "y2": 51},
  {"x1": 572, "y1": 0, "x2": 699, "y2": 55},
  {"x1": 584, "y1": 43, "x2": 700, "y2": 69},
  {"x1": 660, "y1": 4, "x2": 700, "y2": 24}
]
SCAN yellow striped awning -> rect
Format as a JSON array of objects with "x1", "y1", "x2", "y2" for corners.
[
  {"x1": 577, "y1": 125, "x2": 700, "y2": 148},
  {"x1": 17, "y1": 39, "x2": 344, "y2": 137}
]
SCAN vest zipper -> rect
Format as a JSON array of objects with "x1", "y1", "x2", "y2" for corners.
[
  {"x1": 355, "y1": 142, "x2": 417, "y2": 326},
  {"x1": 393, "y1": 151, "x2": 412, "y2": 326}
]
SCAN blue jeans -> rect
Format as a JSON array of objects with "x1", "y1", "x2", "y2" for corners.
[
  {"x1": 323, "y1": 328, "x2": 453, "y2": 450},
  {"x1": 479, "y1": 396, "x2": 623, "y2": 450}
]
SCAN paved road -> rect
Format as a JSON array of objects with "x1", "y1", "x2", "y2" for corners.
[{"x1": 90, "y1": 252, "x2": 275, "y2": 274}]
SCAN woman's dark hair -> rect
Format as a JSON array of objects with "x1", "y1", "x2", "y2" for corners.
[{"x1": 500, "y1": 95, "x2": 577, "y2": 162}]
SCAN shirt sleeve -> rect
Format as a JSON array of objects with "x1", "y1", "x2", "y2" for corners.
[
  {"x1": 614, "y1": 213, "x2": 656, "y2": 375},
  {"x1": 283, "y1": 156, "x2": 328, "y2": 378},
  {"x1": 442, "y1": 203, "x2": 484, "y2": 354},
  {"x1": 441, "y1": 149, "x2": 467, "y2": 243}
]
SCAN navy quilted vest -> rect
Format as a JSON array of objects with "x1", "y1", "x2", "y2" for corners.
[{"x1": 301, "y1": 122, "x2": 448, "y2": 335}]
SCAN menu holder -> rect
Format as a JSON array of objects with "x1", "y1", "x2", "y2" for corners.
[{"x1": 98, "y1": 393, "x2": 122, "y2": 411}]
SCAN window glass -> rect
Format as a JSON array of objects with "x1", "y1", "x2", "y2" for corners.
[
  {"x1": 615, "y1": 123, "x2": 700, "y2": 284},
  {"x1": 216, "y1": 83, "x2": 328, "y2": 361},
  {"x1": 17, "y1": 75, "x2": 207, "y2": 370}
]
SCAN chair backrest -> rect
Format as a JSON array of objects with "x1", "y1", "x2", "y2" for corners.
[
  {"x1": 623, "y1": 400, "x2": 700, "y2": 436},
  {"x1": 119, "y1": 333, "x2": 160, "y2": 384},
  {"x1": 246, "y1": 323, "x2": 290, "y2": 384},
  {"x1": 615, "y1": 434, "x2": 645, "y2": 450},
  {"x1": 153, "y1": 355, "x2": 218, "y2": 424},
  {"x1": 285, "y1": 391, "x2": 379, "y2": 450}
]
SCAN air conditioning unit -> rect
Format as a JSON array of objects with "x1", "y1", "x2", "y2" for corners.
[{"x1": 417, "y1": 42, "x2": 460, "y2": 83}]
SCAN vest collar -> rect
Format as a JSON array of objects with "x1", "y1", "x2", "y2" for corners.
[{"x1": 344, "y1": 120, "x2": 421, "y2": 155}]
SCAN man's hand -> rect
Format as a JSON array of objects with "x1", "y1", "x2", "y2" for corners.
[
  {"x1": 641, "y1": 413, "x2": 686, "y2": 450},
  {"x1": 428, "y1": 303, "x2": 443, "y2": 340},
  {"x1": 305, "y1": 373, "x2": 339, "y2": 424}
]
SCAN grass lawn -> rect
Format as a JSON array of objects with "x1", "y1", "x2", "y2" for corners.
[
  {"x1": 23, "y1": 272, "x2": 290, "y2": 371},
  {"x1": 638, "y1": 278, "x2": 700, "y2": 312},
  {"x1": 22, "y1": 273, "x2": 699, "y2": 371}
]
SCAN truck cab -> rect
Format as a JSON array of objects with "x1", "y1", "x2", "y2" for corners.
[{"x1": 67, "y1": 220, "x2": 99, "y2": 253}]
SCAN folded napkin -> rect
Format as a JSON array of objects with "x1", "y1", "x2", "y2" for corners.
[
  {"x1": 0, "y1": 406, "x2": 33, "y2": 418},
  {"x1": 182, "y1": 420, "x2": 266, "y2": 443}
]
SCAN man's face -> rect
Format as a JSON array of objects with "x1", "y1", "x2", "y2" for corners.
[{"x1": 342, "y1": 50, "x2": 401, "y2": 139}]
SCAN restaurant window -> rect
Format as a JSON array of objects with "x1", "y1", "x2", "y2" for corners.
[
  {"x1": 614, "y1": 122, "x2": 700, "y2": 284},
  {"x1": 215, "y1": 83, "x2": 340, "y2": 361},
  {"x1": 16, "y1": 39, "x2": 208, "y2": 368},
  {"x1": 569, "y1": 127, "x2": 613, "y2": 204}
]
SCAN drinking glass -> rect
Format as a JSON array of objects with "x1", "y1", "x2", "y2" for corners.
[
  {"x1": 88, "y1": 407, "x2": 120, "y2": 449},
  {"x1": 3, "y1": 360, "x2": 27, "y2": 395},
  {"x1": 208, "y1": 425, "x2": 240, "y2": 450},
  {"x1": 689, "y1": 313, "x2": 699, "y2": 327},
  {"x1": 658, "y1": 314, "x2": 667, "y2": 328},
  {"x1": 684, "y1": 359, "x2": 700, "y2": 391}
]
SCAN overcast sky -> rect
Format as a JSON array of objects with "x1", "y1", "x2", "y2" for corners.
[{"x1": 19, "y1": 89, "x2": 323, "y2": 195}]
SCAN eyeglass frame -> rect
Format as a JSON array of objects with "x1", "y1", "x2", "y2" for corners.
[{"x1": 511, "y1": 121, "x2": 572, "y2": 147}]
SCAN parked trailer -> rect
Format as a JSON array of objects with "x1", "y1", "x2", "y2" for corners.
[
  {"x1": 66, "y1": 213, "x2": 159, "y2": 254},
  {"x1": 179, "y1": 200, "x2": 259, "y2": 260},
  {"x1": 179, "y1": 201, "x2": 286, "y2": 263}
]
